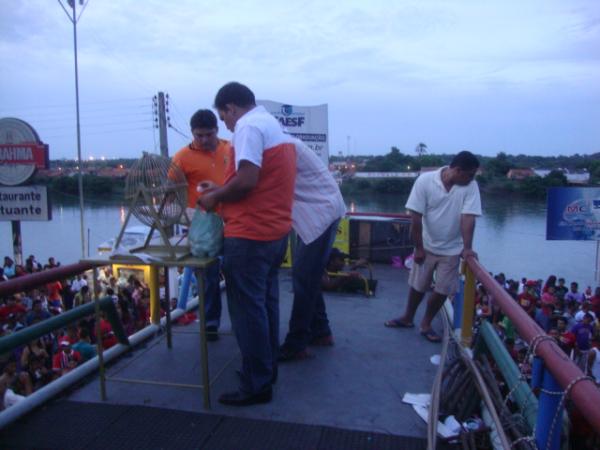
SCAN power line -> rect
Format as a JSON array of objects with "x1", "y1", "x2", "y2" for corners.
[
  {"x1": 43, "y1": 126, "x2": 153, "y2": 138},
  {"x1": 0, "y1": 97, "x2": 150, "y2": 113},
  {"x1": 168, "y1": 123, "x2": 190, "y2": 140}
]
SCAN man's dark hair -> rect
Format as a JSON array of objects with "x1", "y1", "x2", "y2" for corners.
[
  {"x1": 214, "y1": 82, "x2": 256, "y2": 110},
  {"x1": 450, "y1": 151, "x2": 479, "y2": 171},
  {"x1": 190, "y1": 109, "x2": 217, "y2": 130}
]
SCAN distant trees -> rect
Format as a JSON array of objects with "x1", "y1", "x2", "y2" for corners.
[
  {"x1": 484, "y1": 152, "x2": 512, "y2": 177},
  {"x1": 415, "y1": 142, "x2": 428, "y2": 157},
  {"x1": 33, "y1": 174, "x2": 123, "y2": 197},
  {"x1": 363, "y1": 147, "x2": 413, "y2": 172}
]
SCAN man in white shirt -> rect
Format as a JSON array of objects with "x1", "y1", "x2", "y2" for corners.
[
  {"x1": 385, "y1": 151, "x2": 482, "y2": 342},
  {"x1": 199, "y1": 82, "x2": 296, "y2": 406},
  {"x1": 278, "y1": 138, "x2": 346, "y2": 361}
]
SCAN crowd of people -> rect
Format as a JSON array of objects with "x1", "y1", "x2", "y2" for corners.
[
  {"x1": 475, "y1": 273, "x2": 600, "y2": 381},
  {"x1": 0, "y1": 255, "x2": 155, "y2": 410}
]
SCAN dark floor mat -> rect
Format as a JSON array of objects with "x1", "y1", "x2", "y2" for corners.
[
  {"x1": 203, "y1": 416, "x2": 322, "y2": 450},
  {"x1": 0, "y1": 400, "x2": 427, "y2": 450},
  {"x1": 317, "y1": 426, "x2": 427, "y2": 450},
  {"x1": 0, "y1": 401, "x2": 129, "y2": 450}
]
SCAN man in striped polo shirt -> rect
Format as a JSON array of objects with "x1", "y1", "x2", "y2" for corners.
[
  {"x1": 198, "y1": 82, "x2": 296, "y2": 406},
  {"x1": 279, "y1": 138, "x2": 346, "y2": 361}
]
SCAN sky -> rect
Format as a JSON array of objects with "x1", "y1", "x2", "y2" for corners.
[{"x1": 1, "y1": 0, "x2": 599, "y2": 160}]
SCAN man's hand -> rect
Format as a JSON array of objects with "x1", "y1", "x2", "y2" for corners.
[
  {"x1": 414, "y1": 247, "x2": 426, "y2": 265},
  {"x1": 461, "y1": 248, "x2": 478, "y2": 260},
  {"x1": 197, "y1": 191, "x2": 218, "y2": 211}
]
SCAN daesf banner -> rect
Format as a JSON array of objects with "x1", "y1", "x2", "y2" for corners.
[{"x1": 258, "y1": 100, "x2": 329, "y2": 167}]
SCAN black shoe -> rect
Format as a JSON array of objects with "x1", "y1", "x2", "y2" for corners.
[
  {"x1": 205, "y1": 325, "x2": 219, "y2": 342},
  {"x1": 277, "y1": 346, "x2": 313, "y2": 362},
  {"x1": 218, "y1": 388, "x2": 272, "y2": 406},
  {"x1": 235, "y1": 368, "x2": 278, "y2": 385}
]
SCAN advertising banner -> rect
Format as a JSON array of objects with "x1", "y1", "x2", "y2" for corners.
[
  {"x1": 258, "y1": 100, "x2": 329, "y2": 166},
  {"x1": 546, "y1": 187, "x2": 600, "y2": 240},
  {"x1": 0, "y1": 143, "x2": 49, "y2": 168},
  {"x1": 0, "y1": 185, "x2": 51, "y2": 221}
]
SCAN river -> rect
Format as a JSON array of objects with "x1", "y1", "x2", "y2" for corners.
[{"x1": 1, "y1": 192, "x2": 597, "y2": 289}]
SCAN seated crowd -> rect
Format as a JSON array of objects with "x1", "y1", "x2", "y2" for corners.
[
  {"x1": 474, "y1": 273, "x2": 600, "y2": 381},
  {"x1": 0, "y1": 255, "x2": 154, "y2": 410}
]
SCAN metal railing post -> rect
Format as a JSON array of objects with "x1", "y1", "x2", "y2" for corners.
[
  {"x1": 532, "y1": 357, "x2": 563, "y2": 450},
  {"x1": 149, "y1": 265, "x2": 160, "y2": 324},
  {"x1": 197, "y1": 269, "x2": 210, "y2": 409},
  {"x1": 453, "y1": 278, "x2": 464, "y2": 330},
  {"x1": 461, "y1": 263, "x2": 476, "y2": 346},
  {"x1": 92, "y1": 267, "x2": 107, "y2": 400}
]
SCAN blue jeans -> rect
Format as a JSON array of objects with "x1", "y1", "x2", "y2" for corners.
[
  {"x1": 283, "y1": 219, "x2": 339, "y2": 352},
  {"x1": 223, "y1": 236, "x2": 288, "y2": 394},
  {"x1": 202, "y1": 258, "x2": 222, "y2": 328}
]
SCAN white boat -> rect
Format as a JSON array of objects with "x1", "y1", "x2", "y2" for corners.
[{"x1": 97, "y1": 225, "x2": 151, "y2": 255}]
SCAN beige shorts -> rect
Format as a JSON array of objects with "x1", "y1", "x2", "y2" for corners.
[{"x1": 408, "y1": 251, "x2": 460, "y2": 296}]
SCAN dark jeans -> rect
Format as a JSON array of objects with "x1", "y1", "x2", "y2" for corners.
[
  {"x1": 283, "y1": 219, "x2": 339, "y2": 352},
  {"x1": 223, "y1": 235, "x2": 288, "y2": 395},
  {"x1": 202, "y1": 258, "x2": 222, "y2": 328}
]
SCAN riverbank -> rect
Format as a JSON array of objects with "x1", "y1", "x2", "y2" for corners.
[{"x1": 340, "y1": 175, "x2": 574, "y2": 200}]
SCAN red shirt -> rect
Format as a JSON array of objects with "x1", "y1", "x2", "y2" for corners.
[
  {"x1": 52, "y1": 349, "x2": 82, "y2": 372},
  {"x1": 517, "y1": 292, "x2": 536, "y2": 315},
  {"x1": 591, "y1": 295, "x2": 600, "y2": 316},
  {"x1": 558, "y1": 331, "x2": 576, "y2": 354},
  {"x1": 100, "y1": 319, "x2": 117, "y2": 349}
]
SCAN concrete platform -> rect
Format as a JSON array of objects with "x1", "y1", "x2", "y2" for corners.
[{"x1": 65, "y1": 264, "x2": 440, "y2": 438}]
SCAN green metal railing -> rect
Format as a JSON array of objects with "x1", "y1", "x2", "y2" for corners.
[{"x1": 0, "y1": 297, "x2": 129, "y2": 354}]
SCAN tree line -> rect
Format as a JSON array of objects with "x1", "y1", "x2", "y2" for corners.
[{"x1": 338, "y1": 147, "x2": 600, "y2": 198}]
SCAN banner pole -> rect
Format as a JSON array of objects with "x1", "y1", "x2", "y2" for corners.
[{"x1": 596, "y1": 240, "x2": 600, "y2": 284}]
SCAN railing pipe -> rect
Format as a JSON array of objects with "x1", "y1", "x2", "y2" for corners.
[
  {"x1": 461, "y1": 263, "x2": 476, "y2": 346},
  {"x1": 0, "y1": 298, "x2": 129, "y2": 354},
  {"x1": 465, "y1": 256, "x2": 600, "y2": 431},
  {"x1": 479, "y1": 321, "x2": 538, "y2": 427},
  {"x1": 532, "y1": 357, "x2": 563, "y2": 450},
  {"x1": 0, "y1": 298, "x2": 199, "y2": 429},
  {"x1": 0, "y1": 262, "x2": 95, "y2": 297}
]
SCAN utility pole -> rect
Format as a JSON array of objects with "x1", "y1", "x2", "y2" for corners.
[
  {"x1": 58, "y1": 0, "x2": 89, "y2": 258},
  {"x1": 157, "y1": 92, "x2": 169, "y2": 157}
]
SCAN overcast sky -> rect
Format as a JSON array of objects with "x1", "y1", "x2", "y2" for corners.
[{"x1": 1, "y1": 0, "x2": 599, "y2": 160}]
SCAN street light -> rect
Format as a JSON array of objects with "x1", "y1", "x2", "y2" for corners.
[{"x1": 58, "y1": 0, "x2": 89, "y2": 258}]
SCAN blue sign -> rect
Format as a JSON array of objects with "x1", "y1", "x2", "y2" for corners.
[{"x1": 547, "y1": 187, "x2": 600, "y2": 240}]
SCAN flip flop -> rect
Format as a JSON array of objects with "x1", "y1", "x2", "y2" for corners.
[
  {"x1": 420, "y1": 329, "x2": 442, "y2": 343},
  {"x1": 384, "y1": 318, "x2": 414, "y2": 328}
]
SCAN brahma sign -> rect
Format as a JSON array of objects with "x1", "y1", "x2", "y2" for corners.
[
  {"x1": 0, "y1": 117, "x2": 49, "y2": 186},
  {"x1": 0, "y1": 117, "x2": 51, "y2": 222}
]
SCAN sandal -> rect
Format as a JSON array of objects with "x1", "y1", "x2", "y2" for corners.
[
  {"x1": 384, "y1": 318, "x2": 414, "y2": 328},
  {"x1": 420, "y1": 329, "x2": 442, "y2": 343}
]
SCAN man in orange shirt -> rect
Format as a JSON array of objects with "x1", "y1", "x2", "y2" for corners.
[
  {"x1": 172, "y1": 110, "x2": 232, "y2": 340},
  {"x1": 199, "y1": 82, "x2": 296, "y2": 406}
]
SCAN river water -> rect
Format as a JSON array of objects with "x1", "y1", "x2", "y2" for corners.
[{"x1": 1, "y1": 193, "x2": 597, "y2": 288}]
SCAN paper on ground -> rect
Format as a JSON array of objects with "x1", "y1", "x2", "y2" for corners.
[
  {"x1": 402, "y1": 392, "x2": 431, "y2": 407},
  {"x1": 412, "y1": 404, "x2": 456, "y2": 439}
]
